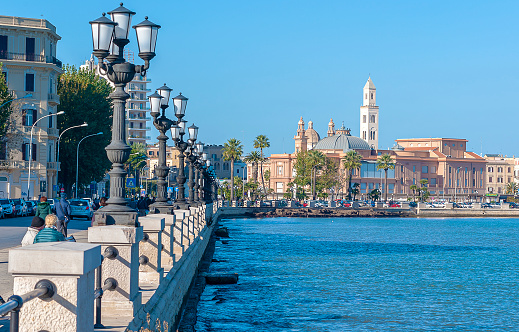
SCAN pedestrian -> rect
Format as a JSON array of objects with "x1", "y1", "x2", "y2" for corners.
[
  {"x1": 55, "y1": 193, "x2": 71, "y2": 237},
  {"x1": 21, "y1": 215, "x2": 45, "y2": 246},
  {"x1": 33, "y1": 214, "x2": 65, "y2": 244},
  {"x1": 91, "y1": 197, "x2": 108, "y2": 226},
  {"x1": 34, "y1": 196, "x2": 52, "y2": 221}
]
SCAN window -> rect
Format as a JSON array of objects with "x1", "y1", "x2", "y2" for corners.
[
  {"x1": 449, "y1": 166, "x2": 451, "y2": 173},
  {"x1": 388, "y1": 183, "x2": 394, "y2": 193},
  {"x1": 370, "y1": 93, "x2": 373, "y2": 99},
  {"x1": 465, "y1": 179, "x2": 467, "y2": 186},
  {"x1": 488, "y1": 167, "x2": 493, "y2": 173},
  {"x1": 430, "y1": 178, "x2": 437, "y2": 186},
  {"x1": 431, "y1": 166, "x2": 436, "y2": 173},
  {"x1": 422, "y1": 166, "x2": 428, "y2": 173},
  {"x1": 368, "y1": 183, "x2": 374, "y2": 190},
  {"x1": 361, "y1": 183, "x2": 366, "y2": 193},
  {"x1": 413, "y1": 166, "x2": 416, "y2": 172},
  {"x1": 472, "y1": 167, "x2": 475, "y2": 174},
  {"x1": 277, "y1": 166, "x2": 283, "y2": 175},
  {"x1": 48, "y1": 112, "x2": 53, "y2": 128},
  {"x1": 26, "y1": 38, "x2": 35, "y2": 61},
  {"x1": 498, "y1": 187, "x2": 502, "y2": 194},
  {"x1": 413, "y1": 178, "x2": 416, "y2": 185},
  {"x1": 489, "y1": 177, "x2": 492, "y2": 183},
  {"x1": 449, "y1": 179, "x2": 451, "y2": 186},
  {"x1": 465, "y1": 167, "x2": 468, "y2": 173},
  {"x1": 223, "y1": 163, "x2": 229, "y2": 171},
  {"x1": 25, "y1": 73, "x2": 35, "y2": 92},
  {"x1": 236, "y1": 169, "x2": 240, "y2": 174},
  {"x1": 430, "y1": 191, "x2": 435, "y2": 195},
  {"x1": 362, "y1": 131, "x2": 366, "y2": 140},
  {"x1": 365, "y1": 93, "x2": 367, "y2": 100},
  {"x1": 498, "y1": 167, "x2": 502, "y2": 173},
  {"x1": 148, "y1": 151, "x2": 154, "y2": 156},
  {"x1": 363, "y1": 115, "x2": 366, "y2": 123},
  {"x1": 276, "y1": 182, "x2": 283, "y2": 193},
  {"x1": 370, "y1": 115, "x2": 376, "y2": 123},
  {"x1": 452, "y1": 144, "x2": 455, "y2": 147},
  {"x1": 498, "y1": 177, "x2": 503, "y2": 183},
  {"x1": 22, "y1": 109, "x2": 36, "y2": 126},
  {"x1": 508, "y1": 167, "x2": 511, "y2": 172},
  {"x1": 460, "y1": 144, "x2": 463, "y2": 147},
  {"x1": 22, "y1": 143, "x2": 36, "y2": 161},
  {"x1": 0, "y1": 35, "x2": 7, "y2": 59},
  {"x1": 488, "y1": 187, "x2": 493, "y2": 193}
]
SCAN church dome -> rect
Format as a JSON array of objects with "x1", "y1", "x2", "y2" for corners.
[{"x1": 313, "y1": 132, "x2": 370, "y2": 151}]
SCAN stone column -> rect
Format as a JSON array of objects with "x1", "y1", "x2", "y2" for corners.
[
  {"x1": 139, "y1": 217, "x2": 165, "y2": 284},
  {"x1": 9, "y1": 242, "x2": 101, "y2": 332},
  {"x1": 88, "y1": 225, "x2": 143, "y2": 317},
  {"x1": 173, "y1": 210, "x2": 186, "y2": 262}
]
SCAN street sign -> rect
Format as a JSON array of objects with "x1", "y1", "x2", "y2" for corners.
[
  {"x1": 126, "y1": 178, "x2": 136, "y2": 188},
  {"x1": 167, "y1": 187, "x2": 174, "y2": 193},
  {"x1": 140, "y1": 189, "x2": 146, "y2": 196},
  {"x1": 175, "y1": 187, "x2": 179, "y2": 192},
  {"x1": 60, "y1": 187, "x2": 65, "y2": 193}
]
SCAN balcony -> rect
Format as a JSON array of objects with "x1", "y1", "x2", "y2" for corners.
[
  {"x1": 22, "y1": 126, "x2": 58, "y2": 137},
  {"x1": 0, "y1": 160, "x2": 29, "y2": 169},
  {"x1": 48, "y1": 93, "x2": 60, "y2": 105},
  {"x1": 128, "y1": 116, "x2": 151, "y2": 120},
  {"x1": 128, "y1": 135, "x2": 151, "y2": 140},
  {"x1": 0, "y1": 51, "x2": 62, "y2": 68},
  {"x1": 47, "y1": 162, "x2": 60, "y2": 170}
]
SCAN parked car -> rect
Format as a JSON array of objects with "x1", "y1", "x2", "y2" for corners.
[
  {"x1": 47, "y1": 198, "x2": 57, "y2": 213},
  {"x1": 11, "y1": 199, "x2": 28, "y2": 217},
  {"x1": 481, "y1": 203, "x2": 492, "y2": 208},
  {"x1": 509, "y1": 202, "x2": 518, "y2": 209},
  {"x1": 69, "y1": 199, "x2": 94, "y2": 220},
  {"x1": 0, "y1": 204, "x2": 3, "y2": 219},
  {"x1": 25, "y1": 201, "x2": 38, "y2": 216},
  {"x1": 408, "y1": 202, "x2": 417, "y2": 208},
  {"x1": 0, "y1": 199, "x2": 15, "y2": 217}
]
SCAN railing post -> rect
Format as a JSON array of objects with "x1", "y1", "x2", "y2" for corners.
[
  {"x1": 88, "y1": 225, "x2": 143, "y2": 317},
  {"x1": 10, "y1": 307, "x2": 19, "y2": 332},
  {"x1": 8, "y1": 242, "x2": 101, "y2": 332},
  {"x1": 173, "y1": 211, "x2": 186, "y2": 261},
  {"x1": 138, "y1": 217, "x2": 165, "y2": 284}
]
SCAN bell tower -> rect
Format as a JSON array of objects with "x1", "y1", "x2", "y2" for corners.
[
  {"x1": 294, "y1": 116, "x2": 307, "y2": 153},
  {"x1": 327, "y1": 118, "x2": 335, "y2": 137},
  {"x1": 360, "y1": 76, "x2": 379, "y2": 149}
]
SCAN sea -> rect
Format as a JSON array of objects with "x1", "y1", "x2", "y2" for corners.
[{"x1": 195, "y1": 217, "x2": 519, "y2": 331}]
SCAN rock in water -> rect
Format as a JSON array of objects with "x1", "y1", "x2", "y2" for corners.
[
  {"x1": 204, "y1": 273, "x2": 239, "y2": 285},
  {"x1": 215, "y1": 227, "x2": 230, "y2": 238}
]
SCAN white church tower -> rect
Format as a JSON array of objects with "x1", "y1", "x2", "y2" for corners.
[{"x1": 360, "y1": 77, "x2": 379, "y2": 149}]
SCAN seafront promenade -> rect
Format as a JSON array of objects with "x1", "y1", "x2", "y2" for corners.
[{"x1": 2, "y1": 202, "x2": 519, "y2": 331}]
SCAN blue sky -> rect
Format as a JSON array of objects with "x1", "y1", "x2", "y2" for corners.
[{"x1": 3, "y1": 0, "x2": 518, "y2": 157}]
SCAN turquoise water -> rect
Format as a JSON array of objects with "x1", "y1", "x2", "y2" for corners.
[{"x1": 196, "y1": 217, "x2": 519, "y2": 331}]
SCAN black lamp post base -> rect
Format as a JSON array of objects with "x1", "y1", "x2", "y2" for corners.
[
  {"x1": 92, "y1": 210, "x2": 139, "y2": 227},
  {"x1": 149, "y1": 202, "x2": 175, "y2": 215},
  {"x1": 174, "y1": 202, "x2": 191, "y2": 210}
]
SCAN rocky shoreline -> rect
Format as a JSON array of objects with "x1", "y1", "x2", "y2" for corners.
[{"x1": 233, "y1": 207, "x2": 415, "y2": 219}]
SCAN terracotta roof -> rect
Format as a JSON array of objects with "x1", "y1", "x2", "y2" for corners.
[
  {"x1": 431, "y1": 150, "x2": 446, "y2": 158},
  {"x1": 403, "y1": 147, "x2": 435, "y2": 151},
  {"x1": 465, "y1": 151, "x2": 485, "y2": 160}
]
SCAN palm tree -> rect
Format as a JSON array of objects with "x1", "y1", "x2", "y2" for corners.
[
  {"x1": 222, "y1": 138, "x2": 243, "y2": 201},
  {"x1": 243, "y1": 151, "x2": 262, "y2": 183},
  {"x1": 351, "y1": 183, "x2": 360, "y2": 201},
  {"x1": 253, "y1": 135, "x2": 270, "y2": 195},
  {"x1": 410, "y1": 184, "x2": 418, "y2": 202},
  {"x1": 342, "y1": 150, "x2": 362, "y2": 200},
  {"x1": 307, "y1": 149, "x2": 326, "y2": 199},
  {"x1": 506, "y1": 182, "x2": 518, "y2": 195},
  {"x1": 376, "y1": 153, "x2": 395, "y2": 202},
  {"x1": 419, "y1": 179, "x2": 429, "y2": 202}
]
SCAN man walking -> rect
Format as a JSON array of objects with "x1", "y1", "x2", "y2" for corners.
[{"x1": 55, "y1": 193, "x2": 71, "y2": 236}]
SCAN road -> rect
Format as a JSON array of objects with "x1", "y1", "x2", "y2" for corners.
[{"x1": 0, "y1": 214, "x2": 91, "y2": 250}]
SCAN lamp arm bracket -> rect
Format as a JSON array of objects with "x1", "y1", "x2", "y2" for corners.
[
  {"x1": 98, "y1": 62, "x2": 109, "y2": 76},
  {"x1": 135, "y1": 61, "x2": 150, "y2": 76}
]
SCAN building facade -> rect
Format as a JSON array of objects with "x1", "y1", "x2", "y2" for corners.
[
  {"x1": 483, "y1": 154, "x2": 515, "y2": 196},
  {"x1": 260, "y1": 78, "x2": 486, "y2": 201},
  {"x1": 0, "y1": 15, "x2": 62, "y2": 199}
]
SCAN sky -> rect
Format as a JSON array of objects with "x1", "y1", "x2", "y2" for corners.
[{"x1": 3, "y1": 0, "x2": 518, "y2": 157}]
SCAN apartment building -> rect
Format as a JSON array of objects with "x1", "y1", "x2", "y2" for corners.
[
  {"x1": 484, "y1": 154, "x2": 515, "y2": 196},
  {"x1": 0, "y1": 15, "x2": 62, "y2": 199}
]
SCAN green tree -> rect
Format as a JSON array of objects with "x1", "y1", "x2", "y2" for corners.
[
  {"x1": 57, "y1": 65, "x2": 113, "y2": 196},
  {"x1": 0, "y1": 67, "x2": 13, "y2": 140},
  {"x1": 316, "y1": 157, "x2": 339, "y2": 198},
  {"x1": 506, "y1": 182, "x2": 518, "y2": 195},
  {"x1": 351, "y1": 183, "x2": 360, "y2": 201},
  {"x1": 126, "y1": 143, "x2": 148, "y2": 194},
  {"x1": 243, "y1": 151, "x2": 262, "y2": 183},
  {"x1": 264, "y1": 169, "x2": 271, "y2": 195},
  {"x1": 253, "y1": 135, "x2": 270, "y2": 194},
  {"x1": 293, "y1": 151, "x2": 311, "y2": 191},
  {"x1": 368, "y1": 189, "x2": 380, "y2": 201},
  {"x1": 308, "y1": 149, "x2": 326, "y2": 199},
  {"x1": 342, "y1": 150, "x2": 362, "y2": 200},
  {"x1": 222, "y1": 138, "x2": 243, "y2": 201},
  {"x1": 419, "y1": 179, "x2": 429, "y2": 202},
  {"x1": 376, "y1": 154, "x2": 395, "y2": 202},
  {"x1": 410, "y1": 184, "x2": 418, "y2": 202}
]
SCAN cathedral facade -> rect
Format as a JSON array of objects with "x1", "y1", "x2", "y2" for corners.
[{"x1": 251, "y1": 78, "x2": 487, "y2": 201}]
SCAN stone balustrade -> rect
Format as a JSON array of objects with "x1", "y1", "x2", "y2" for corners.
[{"x1": 6, "y1": 203, "x2": 216, "y2": 332}]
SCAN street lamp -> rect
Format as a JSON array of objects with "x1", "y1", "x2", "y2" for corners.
[
  {"x1": 76, "y1": 132, "x2": 103, "y2": 199},
  {"x1": 186, "y1": 124, "x2": 199, "y2": 205},
  {"x1": 170, "y1": 94, "x2": 191, "y2": 209},
  {"x1": 0, "y1": 93, "x2": 32, "y2": 108},
  {"x1": 148, "y1": 84, "x2": 176, "y2": 213},
  {"x1": 27, "y1": 111, "x2": 64, "y2": 200},
  {"x1": 56, "y1": 122, "x2": 88, "y2": 190},
  {"x1": 454, "y1": 167, "x2": 462, "y2": 203},
  {"x1": 89, "y1": 4, "x2": 160, "y2": 223}
]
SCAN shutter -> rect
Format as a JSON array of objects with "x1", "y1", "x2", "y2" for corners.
[
  {"x1": 32, "y1": 143, "x2": 36, "y2": 161},
  {"x1": 22, "y1": 143, "x2": 26, "y2": 161},
  {"x1": 22, "y1": 109, "x2": 26, "y2": 126},
  {"x1": 32, "y1": 109, "x2": 36, "y2": 126}
]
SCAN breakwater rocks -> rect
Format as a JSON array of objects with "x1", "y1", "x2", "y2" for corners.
[{"x1": 240, "y1": 208, "x2": 415, "y2": 219}]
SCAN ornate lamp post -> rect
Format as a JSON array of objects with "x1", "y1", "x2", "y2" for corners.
[
  {"x1": 194, "y1": 142, "x2": 205, "y2": 204},
  {"x1": 148, "y1": 84, "x2": 177, "y2": 213},
  {"x1": 170, "y1": 107, "x2": 189, "y2": 209},
  {"x1": 186, "y1": 124, "x2": 199, "y2": 205},
  {"x1": 89, "y1": 4, "x2": 160, "y2": 224}
]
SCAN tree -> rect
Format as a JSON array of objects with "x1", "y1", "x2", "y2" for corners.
[
  {"x1": 222, "y1": 138, "x2": 243, "y2": 201},
  {"x1": 243, "y1": 151, "x2": 262, "y2": 183},
  {"x1": 376, "y1": 154, "x2": 395, "y2": 202},
  {"x1": 57, "y1": 65, "x2": 113, "y2": 196},
  {"x1": 351, "y1": 183, "x2": 360, "y2": 201},
  {"x1": 506, "y1": 182, "x2": 518, "y2": 195},
  {"x1": 126, "y1": 143, "x2": 148, "y2": 195},
  {"x1": 293, "y1": 151, "x2": 312, "y2": 191},
  {"x1": 419, "y1": 179, "x2": 429, "y2": 202},
  {"x1": 410, "y1": 184, "x2": 418, "y2": 202},
  {"x1": 253, "y1": 135, "x2": 270, "y2": 194},
  {"x1": 342, "y1": 150, "x2": 362, "y2": 200},
  {"x1": 307, "y1": 149, "x2": 326, "y2": 199},
  {"x1": 316, "y1": 157, "x2": 339, "y2": 198},
  {"x1": 368, "y1": 189, "x2": 380, "y2": 201},
  {"x1": 264, "y1": 169, "x2": 271, "y2": 195},
  {"x1": 0, "y1": 66, "x2": 13, "y2": 140}
]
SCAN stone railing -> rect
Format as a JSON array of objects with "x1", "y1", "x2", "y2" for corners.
[{"x1": 6, "y1": 203, "x2": 215, "y2": 331}]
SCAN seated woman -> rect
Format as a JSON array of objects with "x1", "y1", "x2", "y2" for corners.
[
  {"x1": 33, "y1": 214, "x2": 66, "y2": 244},
  {"x1": 21, "y1": 215, "x2": 45, "y2": 246}
]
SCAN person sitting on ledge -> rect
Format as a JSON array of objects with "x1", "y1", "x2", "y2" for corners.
[
  {"x1": 33, "y1": 214, "x2": 65, "y2": 244},
  {"x1": 21, "y1": 215, "x2": 45, "y2": 246}
]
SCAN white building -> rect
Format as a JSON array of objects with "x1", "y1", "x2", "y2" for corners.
[
  {"x1": 0, "y1": 15, "x2": 63, "y2": 199},
  {"x1": 359, "y1": 77, "x2": 379, "y2": 149}
]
